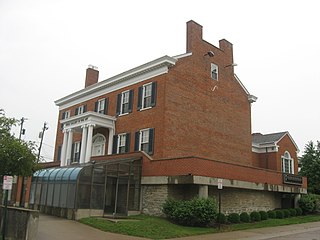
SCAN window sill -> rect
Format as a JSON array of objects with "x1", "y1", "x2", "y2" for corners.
[
  {"x1": 139, "y1": 107, "x2": 152, "y2": 111},
  {"x1": 119, "y1": 112, "x2": 129, "y2": 117}
]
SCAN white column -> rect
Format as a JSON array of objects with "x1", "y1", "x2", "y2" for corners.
[
  {"x1": 107, "y1": 128, "x2": 114, "y2": 155},
  {"x1": 60, "y1": 130, "x2": 68, "y2": 167},
  {"x1": 85, "y1": 124, "x2": 94, "y2": 163},
  {"x1": 65, "y1": 129, "x2": 73, "y2": 166},
  {"x1": 79, "y1": 125, "x2": 88, "y2": 164}
]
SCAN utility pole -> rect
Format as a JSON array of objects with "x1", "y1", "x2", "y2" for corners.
[
  {"x1": 18, "y1": 117, "x2": 27, "y2": 140},
  {"x1": 37, "y1": 122, "x2": 48, "y2": 162},
  {"x1": 18, "y1": 117, "x2": 27, "y2": 207}
]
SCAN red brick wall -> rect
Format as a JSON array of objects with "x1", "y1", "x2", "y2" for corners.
[
  {"x1": 54, "y1": 20, "x2": 252, "y2": 167},
  {"x1": 252, "y1": 152, "x2": 278, "y2": 171},
  {"x1": 277, "y1": 134, "x2": 299, "y2": 174},
  {"x1": 161, "y1": 21, "x2": 252, "y2": 165}
]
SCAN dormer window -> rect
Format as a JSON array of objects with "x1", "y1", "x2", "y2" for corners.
[{"x1": 211, "y1": 63, "x2": 218, "y2": 80}]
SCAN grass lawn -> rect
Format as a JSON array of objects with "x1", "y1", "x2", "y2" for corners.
[{"x1": 79, "y1": 214, "x2": 320, "y2": 239}]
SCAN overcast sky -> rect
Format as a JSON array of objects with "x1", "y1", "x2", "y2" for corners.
[{"x1": 1, "y1": 0, "x2": 319, "y2": 161}]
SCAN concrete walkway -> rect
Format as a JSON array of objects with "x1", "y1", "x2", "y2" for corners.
[
  {"x1": 37, "y1": 214, "x2": 320, "y2": 240},
  {"x1": 37, "y1": 214, "x2": 146, "y2": 240}
]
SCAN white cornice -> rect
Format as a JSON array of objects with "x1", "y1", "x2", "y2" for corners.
[
  {"x1": 62, "y1": 111, "x2": 116, "y2": 131},
  {"x1": 55, "y1": 55, "x2": 177, "y2": 110},
  {"x1": 234, "y1": 74, "x2": 258, "y2": 103}
]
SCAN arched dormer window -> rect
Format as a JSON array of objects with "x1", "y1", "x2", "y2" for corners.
[
  {"x1": 92, "y1": 134, "x2": 106, "y2": 157},
  {"x1": 282, "y1": 151, "x2": 294, "y2": 174}
]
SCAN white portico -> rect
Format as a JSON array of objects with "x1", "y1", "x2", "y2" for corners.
[{"x1": 60, "y1": 111, "x2": 116, "y2": 166}]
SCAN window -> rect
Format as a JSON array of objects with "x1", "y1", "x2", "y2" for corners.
[
  {"x1": 61, "y1": 110, "x2": 70, "y2": 120},
  {"x1": 112, "y1": 133, "x2": 130, "y2": 154},
  {"x1": 71, "y1": 142, "x2": 81, "y2": 163},
  {"x1": 282, "y1": 151, "x2": 294, "y2": 174},
  {"x1": 92, "y1": 134, "x2": 106, "y2": 156},
  {"x1": 137, "y1": 82, "x2": 157, "y2": 110},
  {"x1": 116, "y1": 90, "x2": 133, "y2": 115},
  {"x1": 211, "y1": 63, "x2": 218, "y2": 80},
  {"x1": 75, "y1": 105, "x2": 87, "y2": 115},
  {"x1": 95, "y1": 98, "x2": 108, "y2": 114},
  {"x1": 134, "y1": 128, "x2": 154, "y2": 155}
]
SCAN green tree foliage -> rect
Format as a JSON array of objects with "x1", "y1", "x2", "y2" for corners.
[
  {"x1": 299, "y1": 141, "x2": 320, "y2": 194},
  {"x1": 0, "y1": 110, "x2": 39, "y2": 177}
]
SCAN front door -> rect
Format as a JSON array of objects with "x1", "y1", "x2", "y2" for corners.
[{"x1": 91, "y1": 134, "x2": 105, "y2": 156}]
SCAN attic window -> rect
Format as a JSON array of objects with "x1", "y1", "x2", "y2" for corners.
[{"x1": 211, "y1": 63, "x2": 218, "y2": 80}]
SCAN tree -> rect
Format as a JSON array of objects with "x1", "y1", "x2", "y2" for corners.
[
  {"x1": 0, "y1": 110, "x2": 39, "y2": 177},
  {"x1": 299, "y1": 141, "x2": 320, "y2": 194}
]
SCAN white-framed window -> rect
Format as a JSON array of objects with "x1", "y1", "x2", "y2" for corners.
[
  {"x1": 62, "y1": 110, "x2": 70, "y2": 119},
  {"x1": 138, "y1": 82, "x2": 157, "y2": 111},
  {"x1": 72, "y1": 142, "x2": 80, "y2": 163},
  {"x1": 142, "y1": 83, "x2": 152, "y2": 109},
  {"x1": 282, "y1": 151, "x2": 294, "y2": 174},
  {"x1": 75, "y1": 105, "x2": 86, "y2": 115},
  {"x1": 135, "y1": 128, "x2": 154, "y2": 155},
  {"x1": 121, "y1": 91, "x2": 129, "y2": 114},
  {"x1": 140, "y1": 129, "x2": 150, "y2": 152},
  {"x1": 211, "y1": 63, "x2": 218, "y2": 80},
  {"x1": 118, "y1": 134, "x2": 127, "y2": 154},
  {"x1": 95, "y1": 98, "x2": 108, "y2": 114},
  {"x1": 97, "y1": 99, "x2": 105, "y2": 113}
]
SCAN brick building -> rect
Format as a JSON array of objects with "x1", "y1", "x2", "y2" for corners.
[{"x1": 28, "y1": 20, "x2": 307, "y2": 219}]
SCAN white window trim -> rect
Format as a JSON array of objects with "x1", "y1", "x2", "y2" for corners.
[
  {"x1": 72, "y1": 141, "x2": 80, "y2": 163},
  {"x1": 139, "y1": 128, "x2": 150, "y2": 151},
  {"x1": 282, "y1": 151, "x2": 294, "y2": 174},
  {"x1": 64, "y1": 110, "x2": 70, "y2": 119},
  {"x1": 78, "y1": 105, "x2": 85, "y2": 115},
  {"x1": 117, "y1": 133, "x2": 127, "y2": 153},
  {"x1": 92, "y1": 134, "x2": 106, "y2": 156},
  {"x1": 97, "y1": 99, "x2": 105, "y2": 114},
  {"x1": 211, "y1": 63, "x2": 218, "y2": 80},
  {"x1": 119, "y1": 91, "x2": 130, "y2": 116},
  {"x1": 141, "y1": 83, "x2": 152, "y2": 110}
]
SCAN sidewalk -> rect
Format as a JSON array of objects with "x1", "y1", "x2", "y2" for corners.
[
  {"x1": 37, "y1": 214, "x2": 146, "y2": 240},
  {"x1": 37, "y1": 213, "x2": 320, "y2": 240}
]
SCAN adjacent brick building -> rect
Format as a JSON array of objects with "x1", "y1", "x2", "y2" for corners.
[{"x1": 28, "y1": 20, "x2": 307, "y2": 219}]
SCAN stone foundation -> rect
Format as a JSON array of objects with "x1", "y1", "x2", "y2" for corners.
[{"x1": 142, "y1": 183, "x2": 283, "y2": 216}]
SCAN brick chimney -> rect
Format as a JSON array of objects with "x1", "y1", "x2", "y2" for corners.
[
  {"x1": 186, "y1": 20, "x2": 203, "y2": 53},
  {"x1": 85, "y1": 65, "x2": 99, "y2": 88}
]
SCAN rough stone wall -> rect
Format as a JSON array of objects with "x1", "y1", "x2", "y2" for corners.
[
  {"x1": 141, "y1": 185, "x2": 169, "y2": 216},
  {"x1": 209, "y1": 187, "x2": 282, "y2": 214}
]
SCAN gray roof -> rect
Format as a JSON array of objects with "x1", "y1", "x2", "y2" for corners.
[{"x1": 252, "y1": 132, "x2": 288, "y2": 145}]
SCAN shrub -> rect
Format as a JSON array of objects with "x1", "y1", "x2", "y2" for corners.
[
  {"x1": 250, "y1": 211, "x2": 261, "y2": 222},
  {"x1": 267, "y1": 210, "x2": 276, "y2": 219},
  {"x1": 228, "y1": 213, "x2": 240, "y2": 223},
  {"x1": 289, "y1": 208, "x2": 297, "y2": 217},
  {"x1": 298, "y1": 194, "x2": 320, "y2": 214},
  {"x1": 295, "y1": 207, "x2": 303, "y2": 216},
  {"x1": 259, "y1": 211, "x2": 268, "y2": 220},
  {"x1": 216, "y1": 213, "x2": 226, "y2": 224},
  {"x1": 240, "y1": 212, "x2": 250, "y2": 223},
  {"x1": 162, "y1": 198, "x2": 217, "y2": 227},
  {"x1": 283, "y1": 209, "x2": 290, "y2": 218},
  {"x1": 275, "y1": 210, "x2": 284, "y2": 219}
]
